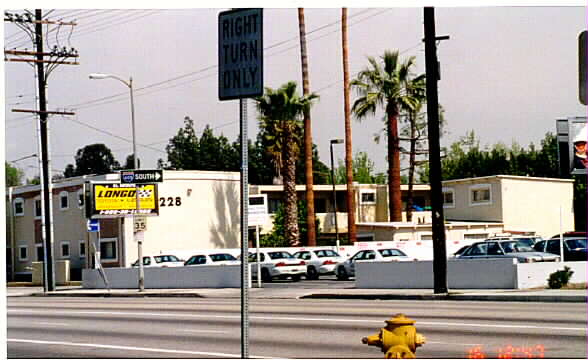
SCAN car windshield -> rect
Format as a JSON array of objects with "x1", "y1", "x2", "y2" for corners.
[
  {"x1": 210, "y1": 253, "x2": 237, "y2": 262},
  {"x1": 515, "y1": 238, "x2": 536, "y2": 247},
  {"x1": 566, "y1": 238, "x2": 587, "y2": 249},
  {"x1": 314, "y1": 250, "x2": 340, "y2": 258},
  {"x1": 501, "y1": 241, "x2": 533, "y2": 253},
  {"x1": 268, "y1": 251, "x2": 294, "y2": 260},
  {"x1": 378, "y1": 249, "x2": 407, "y2": 257},
  {"x1": 154, "y1": 255, "x2": 180, "y2": 263}
]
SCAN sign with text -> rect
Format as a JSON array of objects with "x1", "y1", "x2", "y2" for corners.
[
  {"x1": 218, "y1": 8, "x2": 263, "y2": 100},
  {"x1": 248, "y1": 194, "x2": 268, "y2": 227},
  {"x1": 87, "y1": 219, "x2": 100, "y2": 232},
  {"x1": 90, "y1": 182, "x2": 159, "y2": 218},
  {"x1": 120, "y1": 169, "x2": 163, "y2": 184}
]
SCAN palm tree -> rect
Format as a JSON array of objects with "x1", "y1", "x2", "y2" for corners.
[
  {"x1": 297, "y1": 8, "x2": 317, "y2": 247},
  {"x1": 402, "y1": 73, "x2": 427, "y2": 222},
  {"x1": 255, "y1": 81, "x2": 319, "y2": 247},
  {"x1": 351, "y1": 50, "x2": 422, "y2": 222},
  {"x1": 341, "y1": 7, "x2": 356, "y2": 243}
]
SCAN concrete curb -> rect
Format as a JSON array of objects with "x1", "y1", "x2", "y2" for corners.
[{"x1": 298, "y1": 293, "x2": 587, "y2": 303}]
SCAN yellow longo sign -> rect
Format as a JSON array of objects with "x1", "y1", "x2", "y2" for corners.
[{"x1": 94, "y1": 184, "x2": 157, "y2": 211}]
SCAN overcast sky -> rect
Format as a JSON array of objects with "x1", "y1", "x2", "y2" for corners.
[{"x1": 3, "y1": 2, "x2": 586, "y2": 181}]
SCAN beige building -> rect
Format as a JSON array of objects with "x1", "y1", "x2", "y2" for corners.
[
  {"x1": 6, "y1": 170, "x2": 241, "y2": 281},
  {"x1": 441, "y1": 175, "x2": 575, "y2": 238},
  {"x1": 250, "y1": 183, "x2": 432, "y2": 235}
]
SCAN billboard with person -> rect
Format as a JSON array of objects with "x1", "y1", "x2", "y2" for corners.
[{"x1": 569, "y1": 118, "x2": 587, "y2": 175}]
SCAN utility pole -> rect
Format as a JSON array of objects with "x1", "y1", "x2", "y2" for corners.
[
  {"x1": 423, "y1": 7, "x2": 449, "y2": 294},
  {"x1": 5, "y1": 10, "x2": 78, "y2": 292}
]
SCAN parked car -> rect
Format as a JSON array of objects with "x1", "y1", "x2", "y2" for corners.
[
  {"x1": 248, "y1": 250, "x2": 306, "y2": 282},
  {"x1": 456, "y1": 240, "x2": 560, "y2": 263},
  {"x1": 335, "y1": 248, "x2": 413, "y2": 280},
  {"x1": 451, "y1": 245, "x2": 471, "y2": 258},
  {"x1": 293, "y1": 249, "x2": 345, "y2": 279},
  {"x1": 550, "y1": 232, "x2": 587, "y2": 240},
  {"x1": 131, "y1": 254, "x2": 185, "y2": 267},
  {"x1": 184, "y1": 253, "x2": 240, "y2": 266},
  {"x1": 533, "y1": 238, "x2": 587, "y2": 262},
  {"x1": 485, "y1": 235, "x2": 542, "y2": 247}
]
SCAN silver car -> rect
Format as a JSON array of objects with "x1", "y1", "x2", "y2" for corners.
[{"x1": 457, "y1": 240, "x2": 560, "y2": 263}]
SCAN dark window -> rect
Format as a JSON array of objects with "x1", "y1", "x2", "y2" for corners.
[
  {"x1": 61, "y1": 243, "x2": 70, "y2": 257},
  {"x1": 361, "y1": 192, "x2": 376, "y2": 203},
  {"x1": 19, "y1": 247, "x2": 27, "y2": 260},
  {"x1": 80, "y1": 242, "x2": 86, "y2": 257},
  {"x1": 14, "y1": 200, "x2": 24, "y2": 215},
  {"x1": 546, "y1": 240, "x2": 561, "y2": 254},
  {"x1": 78, "y1": 192, "x2": 85, "y2": 207},
  {"x1": 487, "y1": 242, "x2": 503, "y2": 255},
  {"x1": 465, "y1": 243, "x2": 487, "y2": 256},
  {"x1": 295, "y1": 251, "x2": 311, "y2": 260},
  {"x1": 60, "y1": 193, "x2": 69, "y2": 209},
  {"x1": 314, "y1": 198, "x2": 327, "y2": 213},
  {"x1": 101, "y1": 241, "x2": 116, "y2": 260},
  {"x1": 35, "y1": 200, "x2": 42, "y2": 217},
  {"x1": 186, "y1": 255, "x2": 207, "y2": 265},
  {"x1": 268, "y1": 199, "x2": 282, "y2": 214},
  {"x1": 36, "y1": 245, "x2": 44, "y2": 261}
]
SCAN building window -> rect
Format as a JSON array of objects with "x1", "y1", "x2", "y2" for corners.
[
  {"x1": 442, "y1": 188, "x2": 455, "y2": 208},
  {"x1": 60, "y1": 191, "x2": 69, "y2": 210},
  {"x1": 36, "y1": 243, "x2": 44, "y2": 261},
  {"x1": 315, "y1": 198, "x2": 327, "y2": 213},
  {"x1": 60, "y1": 241, "x2": 70, "y2": 258},
  {"x1": 79, "y1": 240, "x2": 86, "y2": 258},
  {"x1": 268, "y1": 198, "x2": 282, "y2": 214},
  {"x1": 14, "y1": 198, "x2": 25, "y2": 216},
  {"x1": 77, "y1": 190, "x2": 85, "y2": 208},
  {"x1": 100, "y1": 238, "x2": 118, "y2": 261},
  {"x1": 420, "y1": 234, "x2": 433, "y2": 241},
  {"x1": 469, "y1": 184, "x2": 492, "y2": 206},
  {"x1": 18, "y1": 245, "x2": 28, "y2": 261},
  {"x1": 35, "y1": 199, "x2": 42, "y2": 218},
  {"x1": 464, "y1": 233, "x2": 489, "y2": 240},
  {"x1": 360, "y1": 191, "x2": 376, "y2": 204}
]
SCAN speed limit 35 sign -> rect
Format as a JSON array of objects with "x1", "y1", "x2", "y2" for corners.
[{"x1": 134, "y1": 216, "x2": 147, "y2": 233}]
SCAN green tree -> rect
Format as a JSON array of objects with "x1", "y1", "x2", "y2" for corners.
[
  {"x1": 122, "y1": 154, "x2": 140, "y2": 170},
  {"x1": 334, "y1": 151, "x2": 385, "y2": 185},
  {"x1": 351, "y1": 50, "x2": 424, "y2": 221},
  {"x1": 255, "y1": 81, "x2": 319, "y2": 247},
  {"x1": 5, "y1": 162, "x2": 24, "y2": 187},
  {"x1": 160, "y1": 116, "x2": 199, "y2": 170},
  {"x1": 64, "y1": 143, "x2": 120, "y2": 177}
]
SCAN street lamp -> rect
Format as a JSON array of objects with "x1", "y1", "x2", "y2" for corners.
[
  {"x1": 330, "y1": 139, "x2": 344, "y2": 250},
  {"x1": 89, "y1": 73, "x2": 144, "y2": 291}
]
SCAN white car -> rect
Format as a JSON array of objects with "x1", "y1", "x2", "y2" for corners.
[
  {"x1": 335, "y1": 248, "x2": 413, "y2": 280},
  {"x1": 184, "y1": 253, "x2": 240, "y2": 266},
  {"x1": 248, "y1": 250, "x2": 306, "y2": 282},
  {"x1": 293, "y1": 249, "x2": 345, "y2": 279},
  {"x1": 131, "y1": 254, "x2": 185, "y2": 268}
]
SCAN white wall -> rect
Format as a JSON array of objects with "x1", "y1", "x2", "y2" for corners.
[
  {"x1": 356, "y1": 260, "x2": 587, "y2": 289},
  {"x1": 83, "y1": 265, "x2": 241, "y2": 289}
]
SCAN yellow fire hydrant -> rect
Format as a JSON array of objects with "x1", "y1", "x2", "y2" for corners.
[{"x1": 362, "y1": 313, "x2": 426, "y2": 359}]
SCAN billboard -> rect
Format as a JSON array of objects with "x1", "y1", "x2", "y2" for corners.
[
  {"x1": 89, "y1": 182, "x2": 159, "y2": 218},
  {"x1": 569, "y1": 118, "x2": 587, "y2": 175}
]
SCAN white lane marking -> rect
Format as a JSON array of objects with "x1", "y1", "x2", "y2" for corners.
[
  {"x1": 181, "y1": 329, "x2": 229, "y2": 334},
  {"x1": 7, "y1": 338, "x2": 274, "y2": 359},
  {"x1": 8, "y1": 309, "x2": 586, "y2": 333}
]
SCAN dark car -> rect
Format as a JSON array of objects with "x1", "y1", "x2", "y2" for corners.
[
  {"x1": 550, "y1": 232, "x2": 587, "y2": 240},
  {"x1": 534, "y1": 238, "x2": 587, "y2": 262}
]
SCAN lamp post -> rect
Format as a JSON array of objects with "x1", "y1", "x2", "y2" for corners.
[
  {"x1": 89, "y1": 73, "x2": 143, "y2": 291},
  {"x1": 330, "y1": 139, "x2": 344, "y2": 250}
]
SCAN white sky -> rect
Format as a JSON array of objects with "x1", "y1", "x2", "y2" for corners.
[{"x1": 3, "y1": 1, "x2": 587, "y2": 180}]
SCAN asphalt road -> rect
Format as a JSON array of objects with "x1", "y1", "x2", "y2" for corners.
[{"x1": 7, "y1": 296, "x2": 586, "y2": 359}]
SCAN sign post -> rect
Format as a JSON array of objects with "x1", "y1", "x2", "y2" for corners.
[{"x1": 219, "y1": 8, "x2": 263, "y2": 359}]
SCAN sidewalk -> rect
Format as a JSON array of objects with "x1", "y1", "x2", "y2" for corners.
[{"x1": 6, "y1": 285, "x2": 587, "y2": 302}]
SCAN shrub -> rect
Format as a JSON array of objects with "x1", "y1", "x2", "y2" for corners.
[{"x1": 547, "y1": 266, "x2": 574, "y2": 289}]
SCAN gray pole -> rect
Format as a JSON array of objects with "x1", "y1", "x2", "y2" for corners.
[
  {"x1": 330, "y1": 141, "x2": 340, "y2": 245},
  {"x1": 240, "y1": 98, "x2": 249, "y2": 358},
  {"x1": 129, "y1": 77, "x2": 144, "y2": 292},
  {"x1": 424, "y1": 7, "x2": 448, "y2": 294}
]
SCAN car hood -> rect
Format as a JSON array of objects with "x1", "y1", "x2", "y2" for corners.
[{"x1": 509, "y1": 252, "x2": 560, "y2": 261}]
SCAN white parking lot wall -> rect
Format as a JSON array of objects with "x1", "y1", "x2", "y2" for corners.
[
  {"x1": 515, "y1": 262, "x2": 587, "y2": 289},
  {"x1": 356, "y1": 258, "x2": 518, "y2": 289},
  {"x1": 82, "y1": 265, "x2": 241, "y2": 289},
  {"x1": 356, "y1": 260, "x2": 587, "y2": 289}
]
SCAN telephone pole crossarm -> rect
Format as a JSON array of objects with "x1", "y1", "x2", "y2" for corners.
[{"x1": 12, "y1": 109, "x2": 75, "y2": 116}]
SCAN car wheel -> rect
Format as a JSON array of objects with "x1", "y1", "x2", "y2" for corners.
[
  {"x1": 291, "y1": 274, "x2": 301, "y2": 282},
  {"x1": 307, "y1": 266, "x2": 319, "y2": 280},
  {"x1": 261, "y1": 268, "x2": 272, "y2": 283},
  {"x1": 336, "y1": 266, "x2": 348, "y2": 281}
]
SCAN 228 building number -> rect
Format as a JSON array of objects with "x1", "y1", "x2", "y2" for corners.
[{"x1": 159, "y1": 196, "x2": 182, "y2": 207}]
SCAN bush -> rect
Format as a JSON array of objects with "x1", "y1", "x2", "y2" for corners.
[{"x1": 547, "y1": 266, "x2": 574, "y2": 289}]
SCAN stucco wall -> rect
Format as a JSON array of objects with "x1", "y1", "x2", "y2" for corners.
[
  {"x1": 443, "y1": 178, "x2": 503, "y2": 222},
  {"x1": 82, "y1": 265, "x2": 241, "y2": 289},
  {"x1": 500, "y1": 178, "x2": 575, "y2": 237}
]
